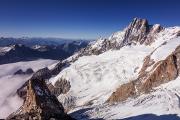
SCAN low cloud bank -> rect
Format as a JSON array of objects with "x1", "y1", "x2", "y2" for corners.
[{"x1": 0, "y1": 59, "x2": 57, "y2": 118}]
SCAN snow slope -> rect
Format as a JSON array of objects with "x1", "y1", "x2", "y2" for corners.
[
  {"x1": 51, "y1": 45, "x2": 150, "y2": 107},
  {"x1": 49, "y1": 25, "x2": 180, "y2": 119},
  {"x1": 0, "y1": 46, "x2": 12, "y2": 55},
  {"x1": 0, "y1": 59, "x2": 57, "y2": 118},
  {"x1": 69, "y1": 76, "x2": 180, "y2": 120}
]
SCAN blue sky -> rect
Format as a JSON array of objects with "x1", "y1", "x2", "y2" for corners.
[{"x1": 0, "y1": 0, "x2": 179, "y2": 39}]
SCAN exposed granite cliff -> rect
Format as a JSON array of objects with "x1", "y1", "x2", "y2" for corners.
[
  {"x1": 121, "y1": 18, "x2": 163, "y2": 46},
  {"x1": 7, "y1": 78, "x2": 74, "y2": 120},
  {"x1": 107, "y1": 45, "x2": 180, "y2": 103}
]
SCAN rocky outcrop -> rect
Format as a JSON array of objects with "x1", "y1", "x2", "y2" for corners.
[
  {"x1": 107, "y1": 45, "x2": 180, "y2": 103},
  {"x1": 48, "y1": 78, "x2": 71, "y2": 97},
  {"x1": 7, "y1": 78, "x2": 74, "y2": 120},
  {"x1": 14, "y1": 69, "x2": 24, "y2": 75},
  {"x1": 17, "y1": 82, "x2": 28, "y2": 99},
  {"x1": 17, "y1": 61, "x2": 69, "y2": 99},
  {"x1": 78, "y1": 38, "x2": 119, "y2": 56},
  {"x1": 16, "y1": 67, "x2": 52, "y2": 99},
  {"x1": 121, "y1": 18, "x2": 164, "y2": 46},
  {"x1": 175, "y1": 46, "x2": 180, "y2": 74},
  {"x1": 14, "y1": 68, "x2": 34, "y2": 75},
  {"x1": 137, "y1": 55, "x2": 178, "y2": 93},
  {"x1": 31, "y1": 67, "x2": 51, "y2": 80},
  {"x1": 25, "y1": 68, "x2": 34, "y2": 74},
  {"x1": 50, "y1": 61, "x2": 70, "y2": 76},
  {"x1": 107, "y1": 81, "x2": 136, "y2": 103}
]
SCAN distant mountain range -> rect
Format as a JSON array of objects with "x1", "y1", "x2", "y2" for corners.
[
  {"x1": 0, "y1": 39, "x2": 90, "y2": 64},
  {"x1": 0, "y1": 37, "x2": 92, "y2": 47}
]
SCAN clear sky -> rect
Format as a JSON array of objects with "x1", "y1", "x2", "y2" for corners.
[{"x1": 0, "y1": 0, "x2": 179, "y2": 39}]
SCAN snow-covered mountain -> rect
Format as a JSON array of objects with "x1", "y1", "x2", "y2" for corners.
[
  {"x1": 72, "y1": 18, "x2": 166, "y2": 58},
  {"x1": 0, "y1": 37, "x2": 91, "y2": 47},
  {"x1": 0, "y1": 41, "x2": 89, "y2": 65},
  {"x1": 4, "y1": 18, "x2": 180, "y2": 119},
  {"x1": 50, "y1": 18, "x2": 180, "y2": 119}
]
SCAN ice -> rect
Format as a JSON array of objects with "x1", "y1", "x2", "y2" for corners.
[
  {"x1": 50, "y1": 25, "x2": 180, "y2": 119},
  {"x1": 69, "y1": 77, "x2": 180, "y2": 119},
  {"x1": 50, "y1": 45, "x2": 151, "y2": 107}
]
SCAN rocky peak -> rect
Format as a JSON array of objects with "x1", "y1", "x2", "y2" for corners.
[
  {"x1": 75, "y1": 18, "x2": 165, "y2": 58},
  {"x1": 14, "y1": 68, "x2": 34, "y2": 75},
  {"x1": 129, "y1": 18, "x2": 149, "y2": 32},
  {"x1": 122, "y1": 18, "x2": 164, "y2": 46},
  {"x1": 7, "y1": 78, "x2": 73, "y2": 120}
]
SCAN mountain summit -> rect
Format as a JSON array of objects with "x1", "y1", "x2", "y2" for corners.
[
  {"x1": 5, "y1": 18, "x2": 180, "y2": 119},
  {"x1": 71, "y1": 18, "x2": 165, "y2": 57},
  {"x1": 122, "y1": 17, "x2": 163, "y2": 45}
]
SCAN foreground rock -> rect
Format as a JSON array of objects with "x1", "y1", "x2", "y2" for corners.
[
  {"x1": 7, "y1": 78, "x2": 74, "y2": 120},
  {"x1": 17, "y1": 61, "x2": 69, "y2": 99}
]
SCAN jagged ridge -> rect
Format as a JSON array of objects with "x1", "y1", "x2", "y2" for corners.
[{"x1": 7, "y1": 78, "x2": 74, "y2": 120}]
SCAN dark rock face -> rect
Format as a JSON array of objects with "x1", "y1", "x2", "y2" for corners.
[
  {"x1": 14, "y1": 69, "x2": 24, "y2": 75},
  {"x1": 121, "y1": 18, "x2": 164, "y2": 46},
  {"x1": 17, "y1": 82, "x2": 28, "y2": 99},
  {"x1": 6, "y1": 78, "x2": 74, "y2": 120},
  {"x1": 79, "y1": 39, "x2": 119, "y2": 56},
  {"x1": 49, "y1": 78, "x2": 71, "y2": 97},
  {"x1": 54, "y1": 78, "x2": 71, "y2": 94},
  {"x1": 31, "y1": 67, "x2": 51, "y2": 80},
  {"x1": 50, "y1": 61, "x2": 70, "y2": 76},
  {"x1": 25, "y1": 68, "x2": 34, "y2": 74},
  {"x1": 107, "y1": 45, "x2": 180, "y2": 103},
  {"x1": 177, "y1": 31, "x2": 180, "y2": 37},
  {"x1": 14, "y1": 68, "x2": 34, "y2": 75}
]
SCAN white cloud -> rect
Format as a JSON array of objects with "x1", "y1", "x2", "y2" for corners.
[{"x1": 0, "y1": 59, "x2": 57, "y2": 118}]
